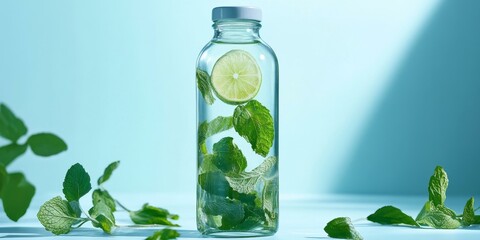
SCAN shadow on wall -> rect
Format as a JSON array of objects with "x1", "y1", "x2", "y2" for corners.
[{"x1": 334, "y1": 0, "x2": 480, "y2": 195}]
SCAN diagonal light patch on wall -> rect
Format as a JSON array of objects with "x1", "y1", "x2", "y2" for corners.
[
  {"x1": 333, "y1": 0, "x2": 480, "y2": 195},
  {"x1": 306, "y1": 0, "x2": 444, "y2": 194}
]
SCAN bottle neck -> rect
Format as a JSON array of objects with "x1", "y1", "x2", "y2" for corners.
[{"x1": 212, "y1": 20, "x2": 262, "y2": 43}]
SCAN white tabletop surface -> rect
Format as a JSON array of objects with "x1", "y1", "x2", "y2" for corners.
[{"x1": 1, "y1": 193, "x2": 479, "y2": 239}]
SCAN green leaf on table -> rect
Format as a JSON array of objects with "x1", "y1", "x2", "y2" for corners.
[
  {"x1": 89, "y1": 201, "x2": 115, "y2": 234},
  {"x1": 27, "y1": 133, "x2": 67, "y2": 157},
  {"x1": 324, "y1": 217, "x2": 363, "y2": 240},
  {"x1": 233, "y1": 100, "x2": 274, "y2": 157},
  {"x1": 198, "y1": 171, "x2": 231, "y2": 197},
  {"x1": 211, "y1": 137, "x2": 247, "y2": 174},
  {"x1": 226, "y1": 156, "x2": 277, "y2": 194},
  {"x1": 462, "y1": 197, "x2": 475, "y2": 226},
  {"x1": 196, "y1": 68, "x2": 215, "y2": 105},
  {"x1": 367, "y1": 205, "x2": 419, "y2": 227},
  {"x1": 146, "y1": 228, "x2": 180, "y2": 240},
  {"x1": 428, "y1": 166, "x2": 448, "y2": 206},
  {"x1": 97, "y1": 161, "x2": 120, "y2": 185},
  {"x1": 0, "y1": 143, "x2": 27, "y2": 167},
  {"x1": 129, "y1": 203, "x2": 179, "y2": 226},
  {"x1": 203, "y1": 194, "x2": 245, "y2": 230},
  {"x1": 198, "y1": 116, "x2": 233, "y2": 149},
  {"x1": 92, "y1": 189, "x2": 116, "y2": 211},
  {"x1": 62, "y1": 163, "x2": 92, "y2": 202},
  {"x1": 37, "y1": 196, "x2": 80, "y2": 235},
  {"x1": 0, "y1": 103, "x2": 28, "y2": 142},
  {"x1": 416, "y1": 210, "x2": 461, "y2": 229},
  {"x1": 1, "y1": 172, "x2": 35, "y2": 221}
]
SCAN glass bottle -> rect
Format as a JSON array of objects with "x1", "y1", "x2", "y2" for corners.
[{"x1": 195, "y1": 6, "x2": 279, "y2": 237}]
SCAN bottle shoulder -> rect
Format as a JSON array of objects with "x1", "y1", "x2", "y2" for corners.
[{"x1": 196, "y1": 40, "x2": 278, "y2": 67}]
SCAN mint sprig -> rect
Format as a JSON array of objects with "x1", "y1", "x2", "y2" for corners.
[
  {"x1": 325, "y1": 166, "x2": 480, "y2": 238},
  {"x1": 37, "y1": 161, "x2": 180, "y2": 236},
  {"x1": 0, "y1": 103, "x2": 67, "y2": 222}
]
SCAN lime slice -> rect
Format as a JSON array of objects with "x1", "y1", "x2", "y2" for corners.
[{"x1": 211, "y1": 50, "x2": 262, "y2": 104}]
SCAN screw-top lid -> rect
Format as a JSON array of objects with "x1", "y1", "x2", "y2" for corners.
[{"x1": 212, "y1": 6, "x2": 262, "y2": 22}]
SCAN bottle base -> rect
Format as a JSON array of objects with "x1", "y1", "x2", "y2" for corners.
[{"x1": 202, "y1": 229, "x2": 276, "y2": 238}]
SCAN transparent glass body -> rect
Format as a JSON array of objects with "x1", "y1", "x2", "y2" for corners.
[{"x1": 196, "y1": 19, "x2": 279, "y2": 237}]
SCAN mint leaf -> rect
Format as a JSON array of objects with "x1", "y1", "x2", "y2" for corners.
[
  {"x1": 324, "y1": 217, "x2": 363, "y2": 240},
  {"x1": 198, "y1": 171, "x2": 231, "y2": 197},
  {"x1": 233, "y1": 100, "x2": 274, "y2": 157},
  {"x1": 198, "y1": 116, "x2": 233, "y2": 148},
  {"x1": 1, "y1": 172, "x2": 35, "y2": 221},
  {"x1": 262, "y1": 179, "x2": 278, "y2": 227},
  {"x1": 27, "y1": 133, "x2": 67, "y2": 157},
  {"x1": 226, "y1": 156, "x2": 277, "y2": 194},
  {"x1": 92, "y1": 189, "x2": 116, "y2": 211},
  {"x1": 146, "y1": 228, "x2": 180, "y2": 240},
  {"x1": 68, "y1": 200, "x2": 81, "y2": 218},
  {"x1": 0, "y1": 164, "x2": 7, "y2": 194},
  {"x1": 237, "y1": 195, "x2": 267, "y2": 230},
  {"x1": 129, "y1": 203, "x2": 179, "y2": 226},
  {"x1": 416, "y1": 210, "x2": 461, "y2": 229},
  {"x1": 435, "y1": 205, "x2": 457, "y2": 218},
  {"x1": 0, "y1": 103, "x2": 28, "y2": 142},
  {"x1": 428, "y1": 166, "x2": 448, "y2": 206},
  {"x1": 199, "y1": 154, "x2": 219, "y2": 174},
  {"x1": 230, "y1": 216, "x2": 263, "y2": 231},
  {"x1": 62, "y1": 163, "x2": 92, "y2": 202},
  {"x1": 0, "y1": 143, "x2": 27, "y2": 166},
  {"x1": 416, "y1": 201, "x2": 433, "y2": 222},
  {"x1": 37, "y1": 196, "x2": 80, "y2": 235},
  {"x1": 89, "y1": 201, "x2": 115, "y2": 234},
  {"x1": 211, "y1": 137, "x2": 247, "y2": 173},
  {"x1": 196, "y1": 68, "x2": 215, "y2": 105},
  {"x1": 367, "y1": 205, "x2": 419, "y2": 227},
  {"x1": 97, "y1": 161, "x2": 120, "y2": 185},
  {"x1": 416, "y1": 201, "x2": 457, "y2": 222},
  {"x1": 203, "y1": 194, "x2": 245, "y2": 230},
  {"x1": 462, "y1": 197, "x2": 475, "y2": 226},
  {"x1": 475, "y1": 215, "x2": 480, "y2": 224}
]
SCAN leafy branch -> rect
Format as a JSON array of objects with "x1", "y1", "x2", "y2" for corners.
[
  {"x1": 324, "y1": 166, "x2": 480, "y2": 239},
  {"x1": 0, "y1": 103, "x2": 67, "y2": 221},
  {"x1": 37, "y1": 161, "x2": 180, "y2": 239}
]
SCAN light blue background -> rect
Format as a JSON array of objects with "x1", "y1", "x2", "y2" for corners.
[{"x1": 1, "y1": 0, "x2": 479, "y2": 198}]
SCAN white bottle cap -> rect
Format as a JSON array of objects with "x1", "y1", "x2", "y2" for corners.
[{"x1": 212, "y1": 6, "x2": 262, "y2": 22}]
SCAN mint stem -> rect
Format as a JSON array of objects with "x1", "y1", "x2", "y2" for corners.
[
  {"x1": 72, "y1": 219, "x2": 90, "y2": 229},
  {"x1": 115, "y1": 199, "x2": 131, "y2": 212},
  {"x1": 79, "y1": 204, "x2": 99, "y2": 225}
]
